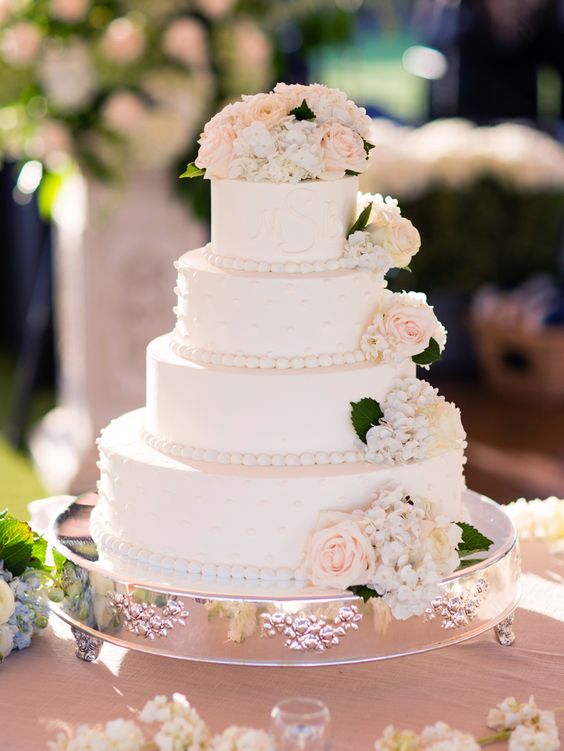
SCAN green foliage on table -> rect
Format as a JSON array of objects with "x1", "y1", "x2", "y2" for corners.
[{"x1": 388, "y1": 178, "x2": 564, "y2": 293}]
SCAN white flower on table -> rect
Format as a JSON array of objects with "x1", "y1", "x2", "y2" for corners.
[
  {"x1": 48, "y1": 718, "x2": 145, "y2": 751},
  {"x1": 508, "y1": 713, "x2": 560, "y2": 751},
  {"x1": 375, "y1": 726, "x2": 422, "y2": 751},
  {"x1": 420, "y1": 722, "x2": 480, "y2": 751},
  {"x1": 488, "y1": 696, "x2": 541, "y2": 731},
  {"x1": 140, "y1": 693, "x2": 212, "y2": 750},
  {"x1": 361, "y1": 290, "x2": 446, "y2": 364},
  {"x1": 212, "y1": 726, "x2": 274, "y2": 751},
  {"x1": 505, "y1": 497, "x2": 564, "y2": 543}
]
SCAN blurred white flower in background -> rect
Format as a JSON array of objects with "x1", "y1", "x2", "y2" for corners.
[
  {"x1": 39, "y1": 40, "x2": 98, "y2": 111},
  {"x1": 0, "y1": 21, "x2": 42, "y2": 66},
  {"x1": 100, "y1": 16, "x2": 145, "y2": 64},
  {"x1": 0, "y1": 0, "x2": 12, "y2": 25},
  {"x1": 195, "y1": 0, "x2": 237, "y2": 19},
  {"x1": 162, "y1": 17, "x2": 208, "y2": 68},
  {"x1": 49, "y1": 0, "x2": 90, "y2": 23},
  {"x1": 102, "y1": 90, "x2": 148, "y2": 134}
]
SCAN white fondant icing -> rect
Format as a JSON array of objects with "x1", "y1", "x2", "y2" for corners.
[
  {"x1": 210, "y1": 177, "x2": 358, "y2": 264},
  {"x1": 93, "y1": 409, "x2": 466, "y2": 578},
  {"x1": 202, "y1": 247, "x2": 356, "y2": 274},
  {"x1": 145, "y1": 334, "x2": 415, "y2": 457},
  {"x1": 174, "y1": 249, "x2": 384, "y2": 361}
]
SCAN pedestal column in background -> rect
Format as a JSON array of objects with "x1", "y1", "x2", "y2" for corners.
[{"x1": 30, "y1": 170, "x2": 206, "y2": 493}]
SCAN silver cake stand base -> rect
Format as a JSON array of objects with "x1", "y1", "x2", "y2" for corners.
[{"x1": 47, "y1": 490, "x2": 520, "y2": 666}]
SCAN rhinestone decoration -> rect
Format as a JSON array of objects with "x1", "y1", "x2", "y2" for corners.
[
  {"x1": 494, "y1": 613, "x2": 516, "y2": 646},
  {"x1": 71, "y1": 627, "x2": 103, "y2": 662},
  {"x1": 109, "y1": 593, "x2": 189, "y2": 639},
  {"x1": 424, "y1": 578, "x2": 488, "y2": 630},
  {"x1": 261, "y1": 604, "x2": 362, "y2": 652}
]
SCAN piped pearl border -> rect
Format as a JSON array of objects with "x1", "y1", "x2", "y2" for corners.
[
  {"x1": 90, "y1": 503, "x2": 300, "y2": 582},
  {"x1": 202, "y1": 247, "x2": 356, "y2": 274},
  {"x1": 170, "y1": 331, "x2": 367, "y2": 370},
  {"x1": 141, "y1": 427, "x2": 365, "y2": 467}
]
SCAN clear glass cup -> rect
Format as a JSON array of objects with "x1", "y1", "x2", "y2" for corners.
[{"x1": 270, "y1": 697, "x2": 332, "y2": 751}]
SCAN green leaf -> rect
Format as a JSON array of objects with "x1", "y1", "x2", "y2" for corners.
[
  {"x1": 456, "y1": 522, "x2": 494, "y2": 558},
  {"x1": 350, "y1": 585, "x2": 381, "y2": 603},
  {"x1": 350, "y1": 397, "x2": 383, "y2": 444},
  {"x1": 363, "y1": 139, "x2": 375, "y2": 155},
  {"x1": 345, "y1": 169, "x2": 361, "y2": 176},
  {"x1": 0, "y1": 517, "x2": 34, "y2": 577},
  {"x1": 456, "y1": 558, "x2": 486, "y2": 571},
  {"x1": 347, "y1": 201, "x2": 373, "y2": 237},
  {"x1": 179, "y1": 162, "x2": 205, "y2": 179},
  {"x1": 412, "y1": 337, "x2": 442, "y2": 366},
  {"x1": 289, "y1": 99, "x2": 316, "y2": 121}
]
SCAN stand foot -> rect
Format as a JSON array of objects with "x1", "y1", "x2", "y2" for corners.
[
  {"x1": 72, "y1": 627, "x2": 103, "y2": 662},
  {"x1": 494, "y1": 614, "x2": 515, "y2": 646}
]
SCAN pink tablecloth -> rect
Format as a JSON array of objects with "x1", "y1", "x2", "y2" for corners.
[{"x1": 1, "y1": 540, "x2": 563, "y2": 750}]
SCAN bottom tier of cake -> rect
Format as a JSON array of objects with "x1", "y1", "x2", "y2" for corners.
[{"x1": 92, "y1": 409, "x2": 467, "y2": 581}]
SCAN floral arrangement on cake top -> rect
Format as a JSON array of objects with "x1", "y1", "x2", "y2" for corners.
[
  {"x1": 181, "y1": 82, "x2": 374, "y2": 183},
  {"x1": 360, "y1": 290, "x2": 447, "y2": 367},
  {"x1": 350, "y1": 378, "x2": 466, "y2": 466},
  {"x1": 343, "y1": 192, "x2": 421, "y2": 274}
]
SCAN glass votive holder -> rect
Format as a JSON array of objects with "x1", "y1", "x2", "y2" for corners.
[{"x1": 270, "y1": 697, "x2": 332, "y2": 751}]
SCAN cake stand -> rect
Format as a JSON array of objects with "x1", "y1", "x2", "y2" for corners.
[{"x1": 47, "y1": 490, "x2": 520, "y2": 666}]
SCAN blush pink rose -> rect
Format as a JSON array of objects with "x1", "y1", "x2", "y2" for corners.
[
  {"x1": 242, "y1": 92, "x2": 289, "y2": 130},
  {"x1": 196, "y1": 117, "x2": 237, "y2": 178},
  {"x1": 384, "y1": 219, "x2": 421, "y2": 267},
  {"x1": 383, "y1": 301, "x2": 437, "y2": 357},
  {"x1": 319, "y1": 119, "x2": 367, "y2": 179},
  {"x1": 302, "y1": 513, "x2": 376, "y2": 590}
]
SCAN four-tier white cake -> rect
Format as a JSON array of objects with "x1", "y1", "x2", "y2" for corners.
[{"x1": 91, "y1": 85, "x2": 471, "y2": 608}]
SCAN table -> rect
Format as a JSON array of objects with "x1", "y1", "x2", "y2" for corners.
[{"x1": 1, "y1": 538, "x2": 563, "y2": 750}]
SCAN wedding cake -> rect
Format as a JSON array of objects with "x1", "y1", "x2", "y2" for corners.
[{"x1": 91, "y1": 84, "x2": 487, "y2": 621}]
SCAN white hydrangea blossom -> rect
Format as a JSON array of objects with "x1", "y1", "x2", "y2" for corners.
[
  {"x1": 365, "y1": 378, "x2": 466, "y2": 465},
  {"x1": 48, "y1": 719, "x2": 145, "y2": 751},
  {"x1": 356, "y1": 483, "x2": 462, "y2": 619},
  {"x1": 205, "y1": 601, "x2": 258, "y2": 643},
  {"x1": 360, "y1": 290, "x2": 447, "y2": 364},
  {"x1": 343, "y1": 193, "x2": 421, "y2": 273},
  {"x1": 508, "y1": 712, "x2": 560, "y2": 751},
  {"x1": 505, "y1": 497, "x2": 564, "y2": 543},
  {"x1": 488, "y1": 697, "x2": 541, "y2": 731},
  {"x1": 375, "y1": 726, "x2": 422, "y2": 751},
  {"x1": 419, "y1": 723, "x2": 480, "y2": 751},
  {"x1": 211, "y1": 726, "x2": 274, "y2": 751},
  {"x1": 140, "y1": 693, "x2": 211, "y2": 750}
]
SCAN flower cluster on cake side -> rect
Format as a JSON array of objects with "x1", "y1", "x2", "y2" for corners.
[{"x1": 181, "y1": 82, "x2": 374, "y2": 182}]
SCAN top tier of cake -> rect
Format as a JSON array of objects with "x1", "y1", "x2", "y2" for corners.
[{"x1": 209, "y1": 176, "x2": 358, "y2": 268}]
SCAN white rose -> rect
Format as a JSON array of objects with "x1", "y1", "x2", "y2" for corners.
[
  {"x1": 49, "y1": 0, "x2": 89, "y2": 22},
  {"x1": 425, "y1": 402, "x2": 466, "y2": 456},
  {"x1": 319, "y1": 119, "x2": 367, "y2": 179},
  {"x1": 420, "y1": 524, "x2": 461, "y2": 576},
  {"x1": 162, "y1": 18, "x2": 207, "y2": 68},
  {"x1": 382, "y1": 299, "x2": 438, "y2": 358},
  {"x1": 0, "y1": 580, "x2": 15, "y2": 623},
  {"x1": 100, "y1": 17, "x2": 145, "y2": 64},
  {"x1": 302, "y1": 512, "x2": 376, "y2": 590},
  {"x1": 368, "y1": 217, "x2": 420, "y2": 268},
  {"x1": 0, "y1": 623, "x2": 14, "y2": 661},
  {"x1": 102, "y1": 91, "x2": 147, "y2": 134},
  {"x1": 242, "y1": 92, "x2": 289, "y2": 130},
  {"x1": 0, "y1": 22, "x2": 42, "y2": 66},
  {"x1": 196, "y1": 117, "x2": 237, "y2": 178}
]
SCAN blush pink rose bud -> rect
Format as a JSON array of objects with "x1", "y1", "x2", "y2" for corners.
[
  {"x1": 100, "y1": 18, "x2": 145, "y2": 64},
  {"x1": 302, "y1": 513, "x2": 376, "y2": 590},
  {"x1": 320, "y1": 119, "x2": 367, "y2": 179}
]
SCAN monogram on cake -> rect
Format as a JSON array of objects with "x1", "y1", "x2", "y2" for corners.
[{"x1": 91, "y1": 84, "x2": 491, "y2": 622}]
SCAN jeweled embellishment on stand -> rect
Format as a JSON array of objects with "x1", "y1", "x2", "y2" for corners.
[
  {"x1": 109, "y1": 593, "x2": 189, "y2": 639},
  {"x1": 424, "y1": 578, "x2": 488, "y2": 630},
  {"x1": 261, "y1": 604, "x2": 362, "y2": 652}
]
